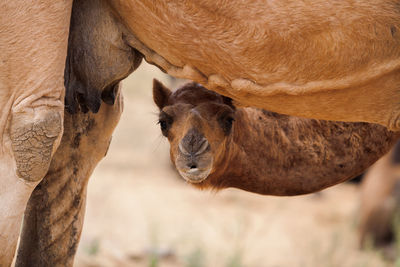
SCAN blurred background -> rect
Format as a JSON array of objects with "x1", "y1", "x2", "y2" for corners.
[{"x1": 74, "y1": 63, "x2": 394, "y2": 267}]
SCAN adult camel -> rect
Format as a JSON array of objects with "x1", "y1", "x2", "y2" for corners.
[{"x1": 2, "y1": 0, "x2": 400, "y2": 266}]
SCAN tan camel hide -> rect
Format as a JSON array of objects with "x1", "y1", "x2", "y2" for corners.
[
  {"x1": 15, "y1": 89, "x2": 123, "y2": 267},
  {"x1": 0, "y1": 1, "x2": 72, "y2": 265},
  {"x1": 109, "y1": 0, "x2": 400, "y2": 130}
]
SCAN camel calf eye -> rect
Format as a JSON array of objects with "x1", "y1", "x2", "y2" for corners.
[
  {"x1": 219, "y1": 116, "x2": 235, "y2": 135},
  {"x1": 159, "y1": 120, "x2": 167, "y2": 130},
  {"x1": 158, "y1": 114, "x2": 173, "y2": 136},
  {"x1": 226, "y1": 117, "x2": 234, "y2": 124},
  {"x1": 158, "y1": 119, "x2": 170, "y2": 136}
]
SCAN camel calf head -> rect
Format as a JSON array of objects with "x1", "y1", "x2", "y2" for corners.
[
  {"x1": 153, "y1": 80, "x2": 399, "y2": 196},
  {"x1": 153, "y1": 79, "x2": 235, "y2": 184}
]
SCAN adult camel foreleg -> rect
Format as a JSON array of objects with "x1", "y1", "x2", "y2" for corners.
[
  {"x1": 14, "y1": 0, "x2": 142, "y2": 264},
  {"x1": 0, "y1": 1, "x2": 72, "y2": 265},
  {"x1": 15, "y1": 89, "x2": 123, "y2": 266}
]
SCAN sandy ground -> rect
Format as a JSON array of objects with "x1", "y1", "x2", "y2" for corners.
[{"x1": 74, "y1": 63, "x2": 392, "y2": 267}]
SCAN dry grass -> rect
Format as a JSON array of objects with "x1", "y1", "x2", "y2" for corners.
[{"x1": 75, "y1": 63, "x2": 393, "y2": 267}]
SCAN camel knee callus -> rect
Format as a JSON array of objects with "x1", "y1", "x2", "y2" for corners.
[
  {"x1": 153, "y1": 80, "x2": 400, "y2": 196},
  {"x1": 10, "y1": 110, "x2": 62, "y2": 182}
]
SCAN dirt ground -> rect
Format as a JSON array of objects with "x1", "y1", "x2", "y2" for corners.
[{"x1": 74, "y1": 63, "x2": 392, "y2": 267}]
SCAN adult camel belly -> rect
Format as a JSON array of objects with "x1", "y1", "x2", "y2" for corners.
[{"x1": 109, "y1": 0, "x2": 400, "y2": 130}]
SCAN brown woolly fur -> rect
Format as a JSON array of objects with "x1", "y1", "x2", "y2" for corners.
[{"x1": 154, "y1": 80, "x2": 400, "y2": 196}]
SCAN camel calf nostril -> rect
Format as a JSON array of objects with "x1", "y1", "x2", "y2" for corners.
[
  {"x1": 179, "y1": 142, "x2": 191, "y2": 156},
  {"x1": 179, "y1": 137, "x2": 209, "y2": 156},
  {"x1": 195, "y1": 138, "x2": 209, "y2": 156}
]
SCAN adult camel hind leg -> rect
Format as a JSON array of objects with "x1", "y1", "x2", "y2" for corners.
[
  {"x1": 0, "y1": 1, "x2": 72, "y2": 265},
  {"x1": 16, "y1": 89, "x2": 123, "y2": 266}
]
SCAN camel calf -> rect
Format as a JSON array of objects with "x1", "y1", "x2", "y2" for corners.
[
  {"x1": 153, "y1": 80, "x2": 399, "y2": 196},
  {"x1": 359, "y1": 142, "x2": 400, "y2": 249}
]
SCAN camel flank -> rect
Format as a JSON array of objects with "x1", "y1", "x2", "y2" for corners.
[
  {"x1": 153, "y1": 80, "x2": 400, "y2": 196},
  {"x1": 100, "y1": 0, "x2": 400, "y2": 130},
  {"x1": 65, "y1": 0, "x2": 400, "y2": 129}
]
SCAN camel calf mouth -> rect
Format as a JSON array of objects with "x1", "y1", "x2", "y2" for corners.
[
  {"x1": 177, "y1": 166, "x2": 212, "y2": 183},
  {"x1": 175, "y1": 145, "x2": 214, "y2": 183}
]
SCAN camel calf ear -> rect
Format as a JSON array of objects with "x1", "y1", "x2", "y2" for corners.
[
  {"x1": 153, "y1": 79, "x2": 172, "y2": 109},
  {"x1": 221, "y1": 95, "x2": 236, "y2": 110}
]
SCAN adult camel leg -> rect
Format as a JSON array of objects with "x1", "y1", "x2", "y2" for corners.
[
  {"x1": 15, "y1": 89, "x2": 123, "y2": 266},
  {"x1": 0, "y1": 1, "x2": 72, "y2": 265},
  {"x1": 359, "y1": 141, "x2": 400, "y2": 249},
  {"x1": 13, "y1": 0, "x2": 141, "y2": 263},
  {"x1": 14, "y1": 0, "x2": 142, "y2": 264}
]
